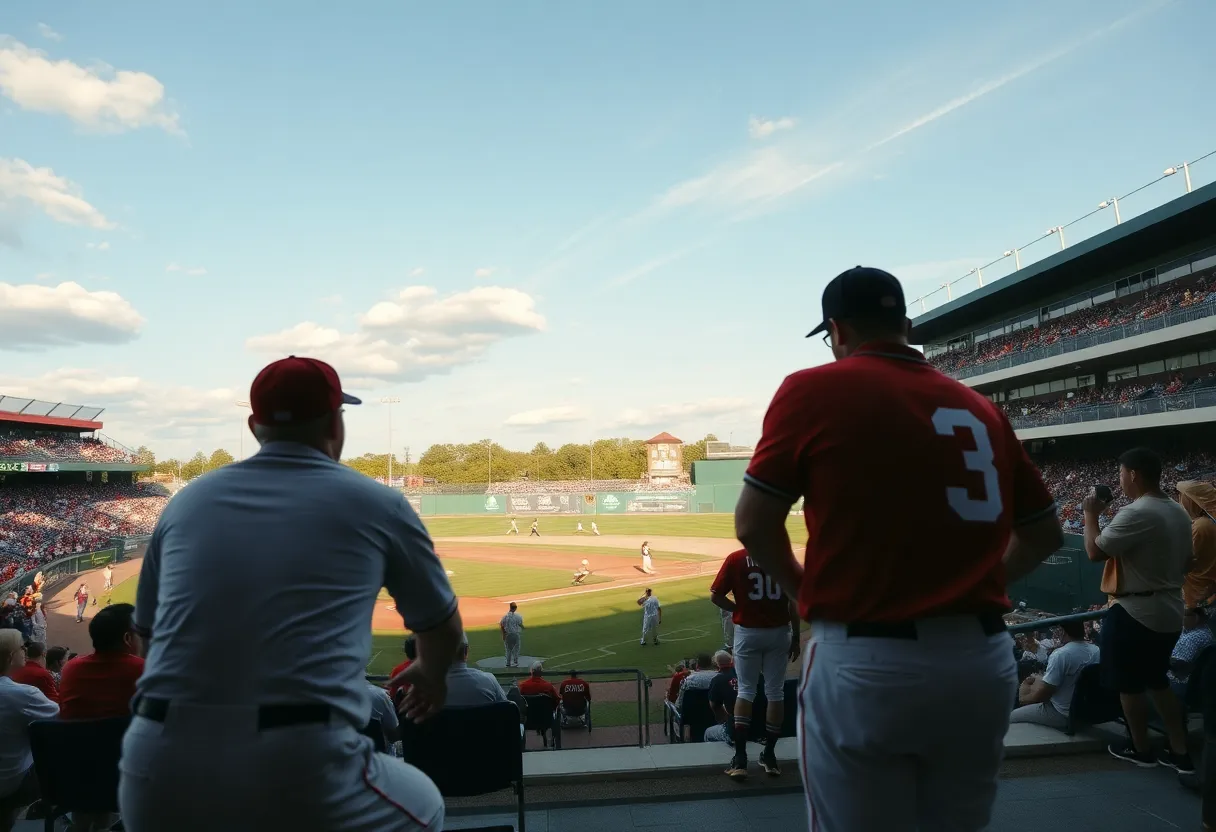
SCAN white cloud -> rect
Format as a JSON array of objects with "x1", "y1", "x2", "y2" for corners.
[
  {"x1": 35, "y1": 24, "x2": 62, "y2": 43},
  {"x1": 166, "y1": 262, "x2": 206, "y2": 276},
  {"x1": 607, "y1": 248, "x2": 695, "y2": 289},
  {"x1": 608, "y1": 397, "x2": 759, "y2": 429},
  {"x1": 474, "y1": 267, "x2": 495, "y2": 279},
  {"x1": 0, "y1": 38, "x2": 181, "y2": 133},
  {"x1": 86, "y1": 240, "x2": 109, "y2": 251},
  {"x1": 652, "y1": 146, "x2": 843, "y2": 212},
  {"x1": 246, "y1": 285, "x2": 546, "y2": 384},
  {"x1": 748, "y1": 115, "x2": 796, "y2": 139},
  {"x1": 409, "y1": 267, "x2": 425, "y2": 277},
  {"x1": 0, "y1": 281, "x2": 144, "y2": 349},
  {"x1": 319, "y1": 294, "x2": 343, "y2": 306},
  {"x1": 0, "y1": 157, "x2": 113, "y2": 229},
  {"x1": 504, "y1": 405, "x2": 588, "y2": 428}
]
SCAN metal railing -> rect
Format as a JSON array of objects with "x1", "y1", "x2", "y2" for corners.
[
  {"x1": 952, "y1": 301, "x2": 1216, "y2": 380},
  {"x1": 1008, "y1": 386, "x2": 1216, "y2": 430},
  {"x1": 1007, "y1": 608, "x2": 1107, "y2": 635},
  {"x1": 367, "y1": 666, "x2": 651, "y2": 749}
]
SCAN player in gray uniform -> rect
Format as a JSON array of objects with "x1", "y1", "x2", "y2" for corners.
[
  {"x1": 119, "y1": 357, "x2": 464, "y2": 832},
  {"x1": 500, "y1": 602, "x2": 524, "y2": 667}
]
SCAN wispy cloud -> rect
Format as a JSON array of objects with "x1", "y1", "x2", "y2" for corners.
[
  {"x1": 409, "y1": 267, "x2": 424, "y2": 277},
  {"x1": 748, "y1": 116, "x2": 796, "y2": 139},
  {"x1": 86, "y1": 240, "x2": 109, "y2": 251},
  {"x1": 651, "y1": 147, "x2": 843, "y2": 213},
  {"x1": 504, "y1": 405, "x2": 588, "y2": 428},
  {"x1": 319, "y1": 294, "x2": 342, "y2": 306},
  {"x1": 607, "y1": 246, "x2": 702, "y2": 289},
  {"x1": 36, "y1": 24, "x2": 61, "y2": 42},
  {"x1": 166, "y1": 262, "x2": 206, "y2": 276},
  {"x1": 473, "y1": 266, "x2": 495, "y2": 279}
]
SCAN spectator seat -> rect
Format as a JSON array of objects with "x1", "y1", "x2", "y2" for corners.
[
  {"x1": 28, "y1": 715, "x2": 130, "y2": 832},
  {"x1": 746, "y1": 677, "x2": 800, "y2": 743},
  {"x1": 398, "y1": 701, "x2": 525, "y2": 832},
  {"x1": 665, "y1": 687, "x2": 714, "y2": 743},
  {"x1": 522, "y1": 694, "x2": 558, "y2": 750},
  {"x1": 558, "y1": 697, "x2": 591, "y2": 732},
  {"x1": 1063, "y1": 664, "x2": 1123, "y2": 735}
]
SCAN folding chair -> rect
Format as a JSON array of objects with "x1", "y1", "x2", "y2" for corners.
[
  {"x1": 558, "y1": 697, "x2": 592, "y2": 732},
  {"x1": 667, "y1": 688, "x2": 714, "y2": 743},
  {"x1": 28, "y1": 716, "x2": 130, "y2": 832},
  {"x1": 522, "y1": 694, "x2": 558, "y2": 749},
  {"x1": 399, "y1": 702, "x2": 526, "y2": 832}
]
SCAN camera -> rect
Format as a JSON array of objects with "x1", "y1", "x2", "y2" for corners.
[{"x1": 1094, "y1": 485, "x2": 1114, "y2": 504}]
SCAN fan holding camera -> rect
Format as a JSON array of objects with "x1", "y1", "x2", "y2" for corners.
[{"x1": 1082, "y1": 447, "x2": 1195, "y2": 772}]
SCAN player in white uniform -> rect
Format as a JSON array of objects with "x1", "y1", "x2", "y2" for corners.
[
  {"x1": 499, "y1": 602, "x2": 524, "y2": 668},
  {"x1": 119, "y1": 357, "x2": 462, "y2": 832},
  {"x1": 507, "y1": 518, "x2": 519, "y2": 535},
  {"x1": 572, "y1": 559, "x2": 591, "y2": 585},
  {"x1": 637, "y1": 588, "x2": 661, "y2": 646},
  {"x1": 641, "y1": 542, "x2": 655, "y2": 574},
  {"x1": 591, "y1": 521, "x2": 600, "y2": 535},
  {"x1": 575, "y1": 521, "x2": 586, "y2": 534}
]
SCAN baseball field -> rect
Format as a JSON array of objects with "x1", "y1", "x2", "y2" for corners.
[{"x1": 87, "y1": 513, "x2": 808, "y2": 732}]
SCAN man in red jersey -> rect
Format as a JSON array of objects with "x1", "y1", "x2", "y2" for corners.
[
  {"x1": 735, "y1": 267, "x2": 1063, "y2": 832},
  {"x1": 710, "y1": 548, "x2": 800, "y2": 781},
  {"x1": 558, "y1": 669, "x2": 591, "y2": 727}
]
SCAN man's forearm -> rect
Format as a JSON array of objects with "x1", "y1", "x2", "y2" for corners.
[
  {"x1": 1083, "y1": 513, "x2": 1108, "y2": 562},
  {"x1": 413, "y1": 610, "x2": 463, "y2": 679},
  {"x1": 711, "y1": 593, "x2": 736, "y2": 613}
]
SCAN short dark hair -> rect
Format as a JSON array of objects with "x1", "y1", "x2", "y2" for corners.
[
  {"x1": 1118, "y1": 447, "x2": 1162, "y2": 487},
  {"x1": 696, "y1": 652, "x2": 713, "y2": 669},
  {"x1": 45, "y1": 646, "x2": 67, "y2": 667},
  {"x1": 1059, "y1": 620, "x2": 1086, "y2": 640},
  {"x1": 569, "y1": 669, "x2": 579, "y2": 677},
  {"x1": 24, "y1": 640, "x2": 46, "y2": 659},
  {"x1": 89, "y1": 603, "x2": 135, "y2": 652},
  {"x1": 403, "y1": 634, "x2": 417, "y2": 661}
]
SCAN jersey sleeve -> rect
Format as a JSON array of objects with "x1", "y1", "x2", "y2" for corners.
[
  {"x1": 383, "y1": 495, "x2": 459, "y2": 633},
  {"x1": 709, "y1": 554, "x2": 736, "y2": 597},
  {"x1": 999, "y1": 413, "x2": 1056, "y2": 526},
  {"x1": 745, "y1": 374, "x2": 811, "y2": 503},
  {"x1": 133, "y1": 521, "x2": 164, "y2": 639}
]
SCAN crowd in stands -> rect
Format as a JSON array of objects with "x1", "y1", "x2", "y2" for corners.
[
  {"x1": 1036, "y1": 452, "x2": 1216, "y2": 531},
  {"x1": 929, "y1": 274, "x2": 1215, "y2": 376},
  {"x1": 1003, "y1": 370, "x2": 1216, "y2": 425},
  {"x1": 0, "y1": 485, "x2": 168, "y2": 583},
  {"x1": 0, "y1": 431, "x2": 132, "y2": 464}
]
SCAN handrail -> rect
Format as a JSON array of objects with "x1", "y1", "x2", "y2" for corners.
[
  {"x1": 1007, "y1": 609, "x2": 1106, "y2": 634},
  {"x1": 1008, "y1": 386, "x2": 1216, "y2": 430},
  {"x1": 367, "y1": 666, "x2": 651, "y2": 748}
]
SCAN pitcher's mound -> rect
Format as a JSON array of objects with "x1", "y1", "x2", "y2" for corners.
[{"x1": 476, "y1": 655, "x2": 544, "y2": 670}]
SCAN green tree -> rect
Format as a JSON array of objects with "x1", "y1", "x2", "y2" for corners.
[
  {"x1": 180, "y1": 452, "x2": 208, "y2": 480},
  {"x1": 133, "y1": 445, "x2": 155, "y2": 467},
  {"x1": 681, "y1": 434, "x2": 718, "y2": 473},
  {"x1": 208, "y1": 449, "x2": 235, "y2": 470}
]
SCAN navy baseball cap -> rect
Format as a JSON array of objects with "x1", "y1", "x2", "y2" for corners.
[
  {"x1": 249, "y1": 356, "x2": 361, "y2": 425},
  {"x1": 806, "y1": 266, "x2": 907, "y2": 338}
]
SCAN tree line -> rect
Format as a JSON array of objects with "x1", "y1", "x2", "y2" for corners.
[{"x1": 135, "y1": 435, "x2": 717, "y2": 483}]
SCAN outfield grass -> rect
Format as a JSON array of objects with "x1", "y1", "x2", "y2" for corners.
[
  {"x1": 103, "y1": 575, "x2": 139, "y2": 607},
  {"x1": 385, "y1": 558, "x2": 609, "y2": 598},
  {"x1": 422, "y1": 513, "x2": 806, "y2": 540},
  {"x1": 448, "y1": 542, "x2": 719, "y2": 563}
]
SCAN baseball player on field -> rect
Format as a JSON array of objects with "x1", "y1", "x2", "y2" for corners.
[
  {"x1": 507, "y1": 517, "x2": 519, "y2": 535},
  {"x1": 500, "y1": 602, "x2": 524, "y2": 667},
  {"x1": 572, "y1": 559, "x2": 591, "y2": 585},
  {"x1": 735, "y1": 267, "x2": 1063, "y2": 831},
  {"x1": 711, "y1": 548, "x2": 801, "y2": 780},
  {"x1": 637, "y1": 588, "x2": 661, "y2": 646},
  {"x1": 120, "y1": 357, "x2": 464, "y2": 831},
  {"x1": 591, "y1": 521, "x2": 600, "y2": 535},
  {"x1": 640, "y1": 541, "x2": 655, "y2": 574}
]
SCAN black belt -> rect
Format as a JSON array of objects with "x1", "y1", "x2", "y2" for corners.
[
  {"x1": 133, "y1": 697, "x2": 331, "y2": 731},
  {"x1": 845, "y1": 612, "x2": 1007, "y2": 641},
  {"x1": 1113, "y1": 590, "x2": 1158, "y2": 598}
]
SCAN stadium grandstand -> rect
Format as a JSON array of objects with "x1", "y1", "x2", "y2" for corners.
[
  {"x1": 0, "y1": 396, "x2": 163, "y2": 587},
  {"x1": 912, "y1": 177, "x2": 1216, "y2": 608}
]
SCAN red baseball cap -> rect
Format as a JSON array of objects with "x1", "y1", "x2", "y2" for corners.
[{"x1": 249, "y1": 356, "x2": 361, "y2": 425}]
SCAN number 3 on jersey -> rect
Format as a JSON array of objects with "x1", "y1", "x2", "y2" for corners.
[
  {"x1": 932, "y1": 407, "x2": 1003, "y2": 523},
  {"x1": 747, "y1": 572, "x2": 782, "y2": 601}
]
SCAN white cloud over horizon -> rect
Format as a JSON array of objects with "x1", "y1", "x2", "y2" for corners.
[
  {"x1": 607, "y1": 397, "x2": 759, "y2": 430},
  {"x1": 166, "y1": 262, "x2": 206, "y2": 276},
  {"x1": 474, "y1": 266, "x2": 495, "y2": 279},
  {"x1": 504, "y1": 405, "x2": 588, "y2": 428},
  {"x1": 0, "y1": 37, "x2": 182, "y2": 133},
  {"x1": 35, "y1": 24, "x2": 61, "y2": 43},
  {"x1": 748, "y1": 115, "x2": 796, "y2": 139},
  {"x1": 0, "y1": 281, "x2": 144, "y2": 349},
  {"x1": 246, "y1": 284, "x2": 546, "y2": 385},
  {"x1": 0, "y1": 157, "x2": 114, "y2": 229}
]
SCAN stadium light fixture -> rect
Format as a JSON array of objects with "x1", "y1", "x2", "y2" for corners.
[
  {"x1": 941, "y1": 282, "x2": 953, "y2": 301},
  {"x1": 1098, "y1": 197, "x2": 1122, "y2": 225},
  {"x1": 234, "y1": 400, "x2": 250, "y2": 459},
  {"x1": 1046, "y1": 226, "x2": 1066, "y2": 250},
  {"x1": 967, "y1": 267, "x2": 984, "y2": 287},
  {"x1": 1164, "y1": 163, "x2": 1193, "y2": 193},
  {"x1": 381, "y1": 396, "x2": 401, "y2": 486},
  {"x1": 1003, "y1": 249, "x2": 1022, "y2": 271}
]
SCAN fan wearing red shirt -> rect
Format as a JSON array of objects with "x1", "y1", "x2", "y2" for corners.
[
  {"x1": 9, "y1": 640, "x2": 60, "y2": 703},
  {"x1": 59, "y1": 602, "x2": 145, "y2": 721},
  {"x1": 558, "y1": 670, "x2": 591, "y2": 726},
  {"x1": 517, "y1": 662, "x2": 559, "y2": 710},
  {"x1": 735, "y1": 267, "x2": 1063, "y2": 832},
  {"x1": 710, "y1": 548, "x2": 800, "y2": 780},
  {"x1": 386, "y1": 635, "x2": 416, "y2": 706}
]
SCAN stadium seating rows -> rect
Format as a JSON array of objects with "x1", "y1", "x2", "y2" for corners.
[
  {"x1": 929, "y1": 275, "x2": 1214, "y2": 376},
  {"x1": 0, "y1": 431, "x2": 133, "y2": 464},
  {"x1": 1001, "y1": 371, "x2": 1216, "y2": 424},
  {"x1": 0, "y1": 485, "x2": 168, "y2": 582}
]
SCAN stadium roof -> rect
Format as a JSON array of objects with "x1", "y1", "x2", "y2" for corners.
[
  {"x1": 645, "y1": 432, "x2": 683, "y2": 445},
  {"x1": 0, "y1": 396, "x2": 105, "y2": 430},
  {"x1": 911, "y1": 179, "x2": 1216, "y2": 344}
]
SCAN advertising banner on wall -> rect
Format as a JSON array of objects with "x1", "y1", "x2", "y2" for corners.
[
  {"x1": 503, "y1": 493, "x2": 582, "y2": 514},
  {"x1": 625, "y1": 493, "x2": 692, "y2": 513}
]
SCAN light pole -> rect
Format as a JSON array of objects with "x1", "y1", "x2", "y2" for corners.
[
  {"x1": 486, "y1": 440, "x2": 493, "y2": 488},
  {"x1": 1098, "y1": 196, "x2": 1122, "y2": 225},
  {"x1": 1164, "y1": 163, "x2": 1193, "y2": 194},
  {"x1": 234, "y1": 400, "x2": 250, "y2": 459},
  {"x1": 589, "y1": 439, "x2": 594, "y2": 481},
  {"x1": 381, "y1": 396, "x2": 400, "y2": 486}
]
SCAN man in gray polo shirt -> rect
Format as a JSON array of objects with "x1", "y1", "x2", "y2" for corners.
[{"x1": 119, "y1": 356, "x2": 464, "y2": 831}]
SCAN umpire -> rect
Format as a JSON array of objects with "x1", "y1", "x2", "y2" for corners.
[{"x1": 119, "y1": 356, "x2": 464, "y2": 831}]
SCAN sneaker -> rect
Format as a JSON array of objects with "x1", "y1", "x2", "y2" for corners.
[
  {"x1": 725, "y1": 756, "x2": 748, "y2": 781},
  {"x1": 640, "y1": 642, "x2": 647, "y2": 647},
  {"x1": 1108, "y1": 741, "x2": 1157, "y2": 768},
  {"x1": 760, "y1": 750, "x2": 781, "y2": 777},
  {"x1": 1159, "y1": 749, "x2": 1196, "y2": 774}
]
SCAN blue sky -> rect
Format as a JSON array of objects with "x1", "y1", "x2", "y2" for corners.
[{"x1": 1, "y1": 0, "x2": 1213, "y2": 460}]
